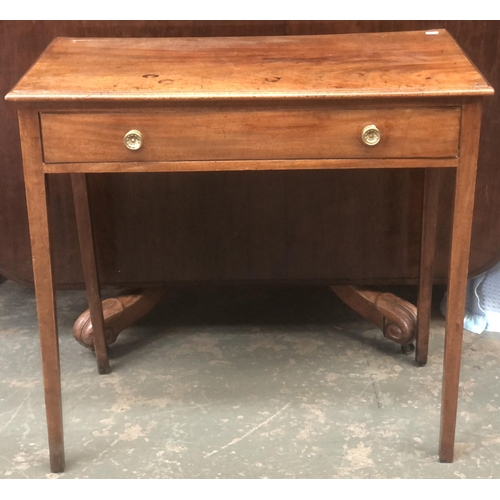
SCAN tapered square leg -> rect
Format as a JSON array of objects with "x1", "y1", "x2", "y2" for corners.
[
  {"x1": 71, "y1": 173, "x2": 110, "y2": 375},
  {"x1": 416, "y1": 169, "x2": 441, "y2": 366},
  {"x1": 439, "y1": 100, "x2": 483, "y2": 463},
  {"x1": 18, "y1": 108, "x2": 65, "y2": 473}
]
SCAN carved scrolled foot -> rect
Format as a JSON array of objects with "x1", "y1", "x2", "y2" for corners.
[
  {"x1": 330, "y1": 285, "x2": 418, "y2": 347},
  {"x1": 73, "y1": 288, "x2": 167, "y2": 350},
  {"x1": 376, "y1": 292, "x2": 418, "y2": 345}
]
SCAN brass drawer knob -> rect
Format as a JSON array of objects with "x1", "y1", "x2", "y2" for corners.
[
  {"x1": 123, "y1": 130, "x2": 143, "y2": 150},
  {"x1": 361, "y1": 124, "x2": 381, "y2": 146}
]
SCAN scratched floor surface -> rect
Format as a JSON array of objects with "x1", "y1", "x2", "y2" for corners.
[{"x1": 0, "y1": 278, "x2": 499, "y2": 479}]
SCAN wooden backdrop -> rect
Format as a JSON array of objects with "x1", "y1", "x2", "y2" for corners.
[{"x1": 1, "y1": 21, "x2": 499, "y2": 288}]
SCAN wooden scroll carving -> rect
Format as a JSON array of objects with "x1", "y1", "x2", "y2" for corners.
[
  {"x1": 74, "y1": 285, "x2": 418, "y2": 352},
  {"x1": 73, "y1": 288, "x2": 167, "y2": 349},
  {"x1": 330, "y1": 285, "x2": 418, "y2": 350}
]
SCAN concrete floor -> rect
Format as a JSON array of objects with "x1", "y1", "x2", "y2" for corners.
[{"x1": 0, "y1": 278, "x2": 499, "y2": 479}]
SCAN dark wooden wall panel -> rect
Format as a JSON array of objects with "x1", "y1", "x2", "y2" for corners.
[{"x1": 1, "y1": 21, "x2": 499, "y2": 288}]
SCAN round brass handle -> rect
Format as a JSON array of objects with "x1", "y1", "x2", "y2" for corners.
[
  {"x1": 123, "y1": 130, "x2": 143, "y2": 150},
  {"x1": 361, "y1": 124, "x2": 381, "y2": 146}
]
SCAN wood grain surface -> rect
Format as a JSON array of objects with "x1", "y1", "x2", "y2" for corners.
[
  {"x1": 40, "y1": 106, "x2": 461, "y2": 163},
  {"x1": 6, "y1": 31, "x2": 492, "y2": 102}
]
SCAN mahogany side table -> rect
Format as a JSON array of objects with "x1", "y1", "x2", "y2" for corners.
[{"x1": 5, "y1": 30, "x2": 493, "y2": 473}]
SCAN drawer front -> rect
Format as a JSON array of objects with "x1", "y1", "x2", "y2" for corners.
[{"x1": 40, "y1": 107, "x2": 461, "y2": 164}]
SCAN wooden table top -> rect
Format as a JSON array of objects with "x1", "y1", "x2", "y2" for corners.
[{"x1": 6, "y1": 29, "x2": 493, "y2": 103}]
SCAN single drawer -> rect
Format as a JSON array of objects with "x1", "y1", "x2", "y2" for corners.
[{"x1": 40, "y1": 106, "x2": 461, "y2": 164}]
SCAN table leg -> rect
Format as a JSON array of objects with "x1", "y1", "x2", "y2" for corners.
[
  {"x1": 18, "y1": 108, "x2": 65, "y2": 473},
  {"x1": 71, "y1": 173, "x2": 110, "y2": 374},
  {"x1": 439, "y1": 100, "x2": 483, "y2": 463},
  {"x1": 416, "y1": 169, "x2": 441, "y2": 366}
]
